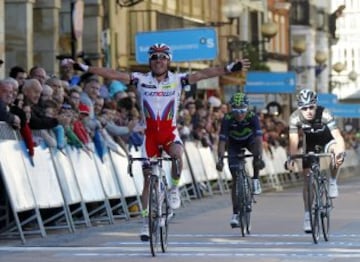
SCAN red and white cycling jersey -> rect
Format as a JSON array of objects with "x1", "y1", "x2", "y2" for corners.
[
  {"x1": 130, "y1": 71, "x2": 189, "y2": 157},
  {"x1": 130, "y1": 71, "x2": 189, "y2": 131}
]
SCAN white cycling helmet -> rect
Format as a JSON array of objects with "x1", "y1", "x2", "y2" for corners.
[
  {"x1": 297, "y1": 89, "x2": 317, "y2": 108},
  {"x1": 148, "y1": 43, "x2": 172, "y2": 61}
]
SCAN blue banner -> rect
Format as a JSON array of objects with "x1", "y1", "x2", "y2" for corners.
[
  {"x1": 247, "y1": 94, "x2": 266, "y2": 109},
  {"x1": 244, "y1": 72, "x2": 296, "y2": 94},
  {"x1": 317, "y1": 93, "x2": 338, "y2": 106},
  {"x1": 327, "y1": 103, "x2": 360, "y2": 118},
  {"x1": 135, "y1": 28, "x2": 218, "y2": 64}
]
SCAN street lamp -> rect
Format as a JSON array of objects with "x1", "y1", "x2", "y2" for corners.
[
  {"x1": 260, "y1": 22, "x2": 278, "y2": 40},
  {"x1": 329, "y1": 62, "x2": 346, "y2": 92},
  {"x1": 292, "y1": 38, "x2": 306, "y2": 56},
  {"x1": 227, "y1": 22, "x2": 278, "y2": 63},
  {"x1": 208, "y1": 0, "x2": 243, "y2": 27},
  {"x1": 348, "y1": 70, "x2": 358, "y2": 82},
  {"x1": 290, "y1": 40, "x2": 327, "y2": 74},
  {"x1": 333, "y1": 62, "x2": 346, "y2": 74}
]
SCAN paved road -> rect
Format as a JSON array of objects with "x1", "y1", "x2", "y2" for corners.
[{"x1": 1, "y1": 175, "x2": 360, "y2": 262}]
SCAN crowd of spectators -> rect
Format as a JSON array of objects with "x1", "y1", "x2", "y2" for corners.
[
  {"x1": 1, "y1": 62, "x2": 360, "y2": 165},
  {"x1": 0, "y1": 64, "x2": 146, "y2": 164}
]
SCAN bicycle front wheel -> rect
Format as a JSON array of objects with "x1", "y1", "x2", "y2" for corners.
[
  {"x1": 237, "y1": 173, "x2": 251, "y2": 237},
  {"x1": 320, "y1": 174, "x2": 332, "y2": 241},
  {"x1": 160, "y1": 187, "x2": 169, "y2": 252},
  {"x1": 307, "y1": 173, "x2": 320, "y2": 244},
  {"x1": 149, "y1": 176, "x2": 160, "y2": 256},
  {"x1": 244, "y1": 176, "x2": 252, "y2": 235}
]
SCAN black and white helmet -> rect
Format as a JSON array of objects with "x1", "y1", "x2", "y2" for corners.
[{"x1": 297, "y1": 89, "x2": 317, "y2": 108}]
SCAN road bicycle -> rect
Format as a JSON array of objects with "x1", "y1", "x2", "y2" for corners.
[
  {"x1": 289, "y1": 151, "x2": 334, "y2": 244},
  {"x1": 128, "y1": 154, "x2": 175, "y2": 256},
  {"x1": 224, "y1": 149, "x2": 255, "y2": 237}
]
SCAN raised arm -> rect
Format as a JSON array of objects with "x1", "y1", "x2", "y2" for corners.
[
  {"x1": 61, "y1": 59, "x2": 131, "y2": 84},
  {"x1": 188, "y1": 58, "x2": 251, "y2": 85}
]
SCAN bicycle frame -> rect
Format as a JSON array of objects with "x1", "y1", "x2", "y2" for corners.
[
  {"x1": 290, "y1": 152, "x2": 334, "y2": 244},
  {"x1": 128, "y1": 155, "x2": 174, "y2": 256}
]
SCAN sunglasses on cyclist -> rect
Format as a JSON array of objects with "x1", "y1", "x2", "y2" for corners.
[
  {"x1": 232, "y1": 107, "x2": 248, "y2": 114},
  {"x1": 300, "y1": 105, "x2": 316, "y2": 111},
  {"x1": 150, "y1": 53, "x2": 170, "y2": 61}
]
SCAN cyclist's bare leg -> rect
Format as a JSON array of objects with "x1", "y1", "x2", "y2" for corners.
[
  {"x1": 247, "y1": 139, "x2": 262, "y2": 179},
  {"x1": 327, "y1": 143, "x2": 339, "y2": 179},
  {"x1": 168, "y1": 142, "x2": 184, "y2": 183}
]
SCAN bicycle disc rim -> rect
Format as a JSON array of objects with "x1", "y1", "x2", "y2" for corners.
[
  {"x1": 149, "y1": 177, "x2": 159, "y2": 256},
  {"x1": 308, "y1": 175, "x2": 320, "y2": 243},
  {"x1": 237, "y1": 174, "x2": 246, "y2": 237},
  {"x1": 160, "y1": 192, "x2": 169, "y2": 252},
  {"x1": 321, "y1": 184, "x2": 331, "y2": 241},
  {"x1": 245, "y1": 177, "x2": 252, "y2": 234}
]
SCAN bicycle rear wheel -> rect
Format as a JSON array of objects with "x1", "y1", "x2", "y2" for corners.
[
  {"x1": 238, "y1": 173, "x2": 251, "y2": 237},
  {"x1": 149, "y1": 176, "x2": 160, "y2": 256},
  {"x1": 320, "y1": 177, "x2": 332, "y2": 241},
  {"x1": 307, "y1": 173, "x2": 320, "y2": 244},
  {"x1": 244, "y1": 176, "x2": 252, "y2": 234},
  {"x1": 160, "y1": 188, "x2": 169, "y2": 252}
]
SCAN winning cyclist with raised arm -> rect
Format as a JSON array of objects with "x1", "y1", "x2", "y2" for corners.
[
  {"x1": 62, "y1": 43, "x2": 250, "y2": 241},
  {"x1": 285, "y1": 89, "x2": 346, "y2": 233},
  {"x1": 216, "y1": 92, "x2": 265, "y2": 228}
]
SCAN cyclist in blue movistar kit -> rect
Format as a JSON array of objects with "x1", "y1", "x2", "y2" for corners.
[{"x1": 216, "y1": 92, "x2": 265, "y2": 228}]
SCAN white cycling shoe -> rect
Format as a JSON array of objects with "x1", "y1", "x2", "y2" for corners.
[
  {"x1": 140, "y1": 223, "x2": 149, "y2": 241},
  {"x1": 253, "y1": 179, "x2": 262, "y2": 195},
  {"x1": 329, "y1": 180, "x2": 339, "y2": 198},
  {"x1": 169, "y1": 187, "x2": 181, "y2": 209},
  {"x1": 230, "y1": 214, "x2": 239, "y2": 228},
  {"x1": 303, "y1": 212, "x2": 311, "y2": 233}
]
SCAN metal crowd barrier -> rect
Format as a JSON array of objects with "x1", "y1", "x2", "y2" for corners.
[{"x1": 0, "y1": 121, "x2": 358, "y2": 243}]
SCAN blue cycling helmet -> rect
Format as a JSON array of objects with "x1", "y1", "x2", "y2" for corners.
[{"x1": 148, "y1": 43, "x2": 172, "y2": 61}]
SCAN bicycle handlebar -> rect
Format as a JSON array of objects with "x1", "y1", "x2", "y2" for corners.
[
  {"x1": 127, "y1": 155, "x2": 175, "y2": 177},
  {"x1": 289, "y1": 152, "x2": 334, "y2": 160},
  {"x1": 222, "y1": 154, "x2": 254, "y2": 159}
]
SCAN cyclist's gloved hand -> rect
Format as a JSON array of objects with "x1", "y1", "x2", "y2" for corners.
[
  {"x1": 284, "y1": 158, "x2": 295, "y2": 171},
  {"x1": 225, "y1": 58, "x2": 250, "y2": 73},
  {"x1": 61, "y1": 58, "x2": 89, "y2": 72},
  {"x1": 216, "y1": 159, "x2": 224, "y2": 171},
  {"x1": 73, "y1": 62, "x2": 89, "y2": 72}
]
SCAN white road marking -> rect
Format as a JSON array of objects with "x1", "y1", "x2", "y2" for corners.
[{"x1": 1, "y1": 233, "x2": 360, "y2": 258}]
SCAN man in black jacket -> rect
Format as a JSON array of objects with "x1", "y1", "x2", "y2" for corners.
[
  {"x1": 0, "y1": 79, "x2": 20, "y2": 129},
  {"x1": 21, "y1": 79, "x2": 69, "y2": 129}
]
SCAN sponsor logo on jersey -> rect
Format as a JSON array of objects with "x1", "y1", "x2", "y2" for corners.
[
  {"x1": 162, "y1": 83, "x2": 176, "y2": 89},
  {"x1": 144, "y1": 90, "x2": 176, "y2": 97}
]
